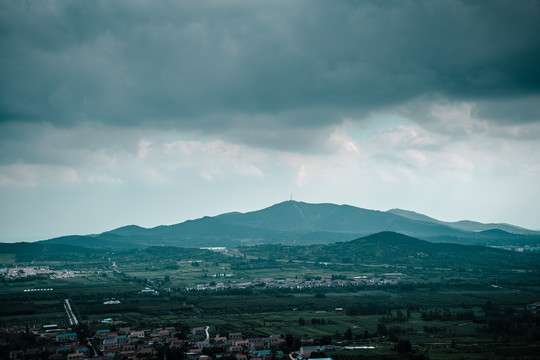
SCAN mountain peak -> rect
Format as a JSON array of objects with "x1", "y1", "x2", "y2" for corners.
[{"x1": 34, "y1": 201, "x2": 540, "y2": 249}]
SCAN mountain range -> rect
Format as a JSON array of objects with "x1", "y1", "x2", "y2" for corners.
[{"x1": 35, "y1": 200, "x2": 540, "y2": 250}]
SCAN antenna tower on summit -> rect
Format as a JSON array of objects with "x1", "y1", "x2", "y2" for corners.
[{"x1": 290, "y1": 193, "x2": 293, "y2": 201}]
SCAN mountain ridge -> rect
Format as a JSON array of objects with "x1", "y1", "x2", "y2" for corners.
[
  {"x1": 31, "y1": 200, "x2": 540, "y2": 250},
  {"x1": 387, "y1": 208, "x2": 537, "y2": 234}
]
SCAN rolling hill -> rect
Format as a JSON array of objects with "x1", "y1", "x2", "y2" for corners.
[
  {"x1": 0, "y1": 242, "x2": 105, "y2": 262},
  {"x1": 241, "y1": 231, "x2": 540, "y2": 270}
]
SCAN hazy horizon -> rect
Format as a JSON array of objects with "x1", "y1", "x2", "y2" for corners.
[{"x1": 1, "y1": 1, "x2": 540, "y2": 242}]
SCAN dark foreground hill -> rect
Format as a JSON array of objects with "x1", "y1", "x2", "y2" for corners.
[
  {"x1": 242, "y1": 231, "x2": 540, "y2": 271},
  {"x1": 33, "y1": 201, "x2": 540, "y2": 249}
]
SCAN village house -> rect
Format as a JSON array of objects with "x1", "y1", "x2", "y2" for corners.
[
  {"x1": 213, "y1": 335, "x2": 228, "y2": 344},
  {"x1": 229, "y1": 345, "x2": 243, "y2": 353},
  {"x1": 94, "y1": 329, "x2": 111, "y2": 340},
  {"x1": 300, "y1": 345, "x2": 326, "y2": 358},
  {"x1": 55, "y1": 333, "x2": 77, "y2": 343},
  {"x1": 229, "y1": 332, "x2": 243, "y2": 340},
  {"x1": 192, "y1": 327, "x2": 206, "y2": 337},
  {"x1": 66, "y1": 353, "x2": 84, "y2": 359},
  {"x1": 233, "y1": 339, "x2": 250, "y2": 349}
]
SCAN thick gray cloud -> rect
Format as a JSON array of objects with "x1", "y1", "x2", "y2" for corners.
[
  {"x1": 1, "y1": 0, "x2": 539, "y2": 138},
  {"x1": 3, "y1": 1, "x2": 540, "y2": 242}
]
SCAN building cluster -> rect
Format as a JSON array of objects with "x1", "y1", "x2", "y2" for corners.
[
  {"x1": 193, "y1": 275, "x2": 401, "y2": 291},
  {"x1": 491, "y1": 245, "x2": 540, "y2": 252},
  {"x1": 91, "y1": 327, "x2": 290, "y2": 360},
  {"x1": 7, "y1": 331, "x2": 90, "y2": 360},
  {"x1": 140, "y1": 288, "x2": 159, "y2": 295},
  {"x1": 91, "y1": 327, "x2": 179, "y2": 359},
  {"x1": 252, "y1": 276, "x2": 400, "y2": 289},
  {"x1": 5, "y1": 325, "x2": 338, "y2": 360},
  {"x1": 0, "y1": 266, "x2": 78, "y2": 280}
]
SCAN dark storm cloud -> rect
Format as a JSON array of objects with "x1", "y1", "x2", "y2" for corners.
[
  {"x1": 1, "y1": 0, "x2": 539, "y2": 138},
  {"x1": 473, "y1": 96, "x2": 540, "y2": 125}
]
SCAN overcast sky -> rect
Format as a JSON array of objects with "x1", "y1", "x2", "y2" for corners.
[{"x1": 1, "y1": 0, "x2": 540, "y2": 242}]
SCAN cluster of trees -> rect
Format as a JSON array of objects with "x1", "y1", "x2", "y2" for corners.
[
  {"x1": 477, "y1": 302, "x2": 540, "y2": 341},
  {"x1": 376, "y1": 323, "x2": 412, "y2": 338},
  {"x1": 1, "y1": 274, "x2": 51, "y2": 283},
  {"x1": 395, "y1": 338, "x2": 412, "y2": 353},
  {"x1": 423, "y1": 325, "x2": 447, "y2": 335},
  {"x1": 283, "y1": 333, "x2": 303, "y2": 351},
  {"x1": 310, "y1": 318, "x2": 331, "y2": 325},
  {"x1": 155, "y1": 345, "x2": 185, "y2": 360},
  {"x1": 378, "y1": 309, "x2": 410, "y2": 323},
  {"x1": 345, "y1": 302, "x2": 391, "y2": 316},
  {"x1": 0, "y1": 332, "x2": 52, "y2": 359},
  {"x1": 297, "y1": 317, "x2": 339, "y2": 328},
  {"x1": 421, "y1": 309, "x2": 465, "y2": 321}
]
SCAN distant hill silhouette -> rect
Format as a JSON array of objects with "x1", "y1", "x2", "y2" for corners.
[
  {"x1": 387, "y1": 208, "x2": 536, "y2": 234},
  {"x1": 25, "y1": 200, "x2": 540, "y2": 249}
]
